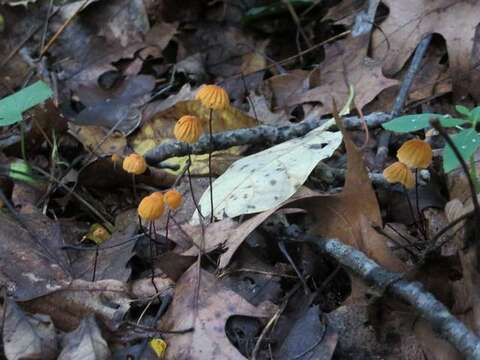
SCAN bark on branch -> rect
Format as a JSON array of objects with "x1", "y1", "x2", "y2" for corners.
[
  {"x1": 304, "y1": 235, "x2": 480, "y2": 359},
  {"x1": 145, "y1": 112, "x2": 390, "y2": 164}
]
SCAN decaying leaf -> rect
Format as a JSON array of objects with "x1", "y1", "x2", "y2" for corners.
[
  {"x1": 159, "y1": 265, "x2": 277, "y2": 360},
  {"x1": 371, "y1": 0, "x2": 480, "y2": 99},
  {"x1": 192, "y1": 119, "x2": 341, "y2": 223},
  {"x1": 0, "y1": 213, "x2": 71, "y2": 301},
  {"x1": 218, "y1": 187, "x2": 317, "y2": 270},
  {"x1": 286, "y1": 34, "x2": 398, "y2": 115},
  {"x1": 166, "y1": 218, "x2": 238, "y2": 256},
  {"x1": 131, "y1": 84, "x2": 257, "y2": 174},
  {"x1": 3, "y1": 299, "x2": 58, "y2": 360},
  {"x1": 297, "y1": 119, "x2": 406, "y2": 285},
  {"x1": 58, "y1": 315, "x2": 110, "y2": 360},
  {"x1": 69, "y1": 223, "x2": 138, "y2": 282},
  {"x1": 23, "y1": 279, "x2": 130, "y2": 331},
  {"x1": 276, "y1": 305, "x2": 337, "y2": 360}
]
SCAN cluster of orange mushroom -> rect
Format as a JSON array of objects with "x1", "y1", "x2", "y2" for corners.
[
  {"x1": 383, "y1": 139, "x2": 433, "y2": 188},
  {"x1": 137, "y1": 188, "x2": 183, "y2": 222}
]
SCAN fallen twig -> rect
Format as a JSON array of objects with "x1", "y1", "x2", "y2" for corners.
[
  {"x1": 304, "y1": 235, "x2": 480, "y2": 359},
  {"x1": 374, "y1": 34, "x2": 433, "y2": 170},
  {"x1": 145, "y1": 112, "x2": 390, "y2": 164}
]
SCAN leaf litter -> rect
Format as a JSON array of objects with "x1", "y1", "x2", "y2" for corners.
[{"x1": 1, "y1": 0, "x2": 480, "y2": 359}]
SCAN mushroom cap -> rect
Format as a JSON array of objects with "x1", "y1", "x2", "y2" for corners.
[
  {"x1": 195, "y1": 84, "x2": 229, "y2": 110},
  {"x1": 123, "y1": 153, "x2": 147, "y2": 175},
  {"x1": 383, "y1": 161, "x2": 415, "y2": 189},
  {"x1": 397, "y1": 139, "x2": 432, "y2": 169},
  {"x1": 138, "y1": 194, "x2": 165, "y2": 221},
  {"x1": 174, "y1": 115, "x2": 203, "y2": 144},
  {"x1": 164, "y1": 189, "x2": 183, "y2": 209}
]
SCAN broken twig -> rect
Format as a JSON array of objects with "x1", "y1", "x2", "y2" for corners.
[
  {"x1": 146, "y1": 112, "x2": 390, "y2": 164},
  {"x1": 304, "y1": 235, "x2": 480, "y2": 359}
]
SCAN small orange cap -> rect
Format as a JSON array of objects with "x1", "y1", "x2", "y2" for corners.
[
  {"x1": 383, "y1": 161, "x2": 415, "y2": 189},
  {"x1": 123, "y1": 153, "x2": 147, "y2": 175},
  {"x1": 164, "y1": 189, "x2": 182, "y2": 209},
  {"x1": 397, "y1": 139, "x2": 432, "y2": 169},
  {"x1": 174, "y1": 115, "x2": 203, "y2": 144},
  {"x1": 138, "y1": 194, "x2": 165, "y2": 221},
  {"x1": 195, "y1": 84, "x2": 229, "y2": 110}
]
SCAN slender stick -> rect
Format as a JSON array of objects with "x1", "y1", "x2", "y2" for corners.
[
  {"x1": 430, "y1": 119, "x2": 480, "y2": 238},
  {"x1": 208, "y1": 108, "x2": 214, "y2": 223},
  {"x1": 375, "y1": 34, "x2": 432, "y2": 169},
  {"x1": 304, "y1": 235, "x2": 480, "y2": 359}
]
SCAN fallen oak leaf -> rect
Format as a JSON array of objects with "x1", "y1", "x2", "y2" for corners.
[
  {"x1": 58, "y1": 315, "x2": 110, "y2": 360},
  {"x1": 294, "y1": 117, "x2": 406, "y2": 297},
  {"x1": 159, "y1": 265, "x2": 277, "y2": 360},
  {"x1": 0, "y1": 212, "x2": 71, "y2": 301},
  {"x1": 3, "y1": 298, "x2": 58, "y2": 360},
  {"x1": 286, "y1": 34, "x2": 398, "y2": 115},
  {"x1": 371, "y1": 0, "x2": 480, "y2": 99},
  {"x1": 22, "y1": 279, "x2": 130, "y2": 331}
]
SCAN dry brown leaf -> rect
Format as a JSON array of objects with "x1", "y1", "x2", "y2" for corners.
[
  {"x1": 23, "y1": 279, "x2": 130, "y2": 331},
  {"x1": 58, "y1": 315, "x2": 110, "y2": 360},
  {"x1": 286, "y1": 34, "x2": 398, "y2": 115},
  {"x1": 264, "y1": 69, "x2": 311, "y2": 111},
  {"x1": 371, "y1": 0, "x2": 480, "y2": 99},
  {"x1": 0, "y1": 213, "x2": 71, "y2": 301},
  {"x1": 217, "y1": 187, "x2": 318, "y2": 270},
  {"x1": 159, "y1": 265, "x2": 277, "y2": 360},
  {"x1": 247, "y1": 92, "x2": 291, "y2": 126},
  {"x1": 297, "y1": 119, "x2": 405, "y2": 280},
  {"x1": 177, "y1": 218, "x2": 238, "y2": 256},
  {"x1": 3, "y1": 299, "x2": 58, "y2": 360}
]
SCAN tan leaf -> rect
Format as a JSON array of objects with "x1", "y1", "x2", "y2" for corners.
[
  {"x1": 286, "y1": 34, "x2": 398, "y2": 115},
  {"x1": 371, "y1": 0, "x2": 480, "y2": 99},
  {"x1": 23, "y1": 279, "x2": 131, "y2": 331},
  {"x1": 297, "y1": 118, "x2": 405, "y2": 277},
  {"x1": 3, "y1": 299, "x2": 58, "y2": 360},
  {"x1": 159, "y1": 265, "x2": 277, "y2": 360},
  {"x1": 58, "y1": 316, "x2": 110, "y2": 360}
]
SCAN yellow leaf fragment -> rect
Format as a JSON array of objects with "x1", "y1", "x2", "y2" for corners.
[{"x1": 149, "y1": 338, "x2": 167, "y2": 358}]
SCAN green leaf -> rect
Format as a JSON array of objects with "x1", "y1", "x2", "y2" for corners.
[
  {"x1": 9, "y1": 160, "x2": 38, "y2": 186},
  {"x1": 0, "y1": 81, "x2": 53, "y2": 127},
  {"x1": 443, "y1": 129, "x2": 480, "y2": 172},
  {"x1": 470, "y1": 107, "x2": 480, "y2": 124},
  {"x1": 455, "y1": 105, "x2": 471, "y2": 117},
  {"x1": 382, "y1": 114, "x2": 466, "y2": 133}
]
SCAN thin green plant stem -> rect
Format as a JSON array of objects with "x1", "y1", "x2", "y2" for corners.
[
  {"x1": 431, "y1": 118, "x2": 480, "y2": 243},
  {"x1": 208, "y1": 108, "x2": 214, "y2": 223},
  {"x1": 470, "y1": 155, "x2": 480, "y2": 193},
  {"x1": 20, "y1": 121, "x2": 27, "y2": 162}
]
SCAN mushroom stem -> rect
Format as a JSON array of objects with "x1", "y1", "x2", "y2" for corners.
[
  {"x1": 165, "y1": 210, "x2": 171, "y2": 244},
  {"x1": 91, "y1": 244, "x2": 99, "y2": 282},
  {"x1": 132, "y1": 174, "x2": 137, "y2": 202},
  {"x1": 148, "y1": 221, "x2": 159, "y2": 296},
  {"x1": 414, "y1": 169, "x2": 427, "y2": 240},
  {"x1": 207, "y1": 108, "x2": 214, "y2": 223},
  {"x1": 187, "y1": 153, "x2": 203, "y2": 219}
]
